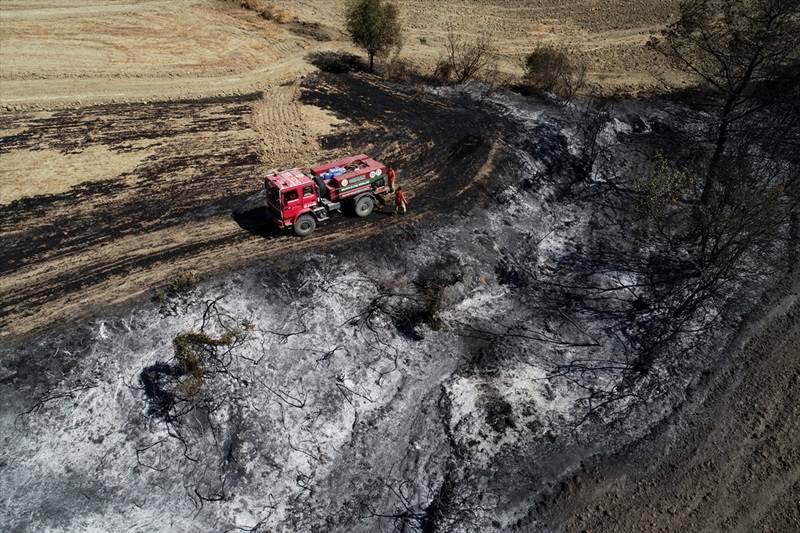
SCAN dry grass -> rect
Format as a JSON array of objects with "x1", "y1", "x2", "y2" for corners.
[
  {"x1": 173, "y1": 330, "x2": 236, "y2": 396},
  {"x1": 152, "y1": 270, "x2": 200, "y2": 302}
]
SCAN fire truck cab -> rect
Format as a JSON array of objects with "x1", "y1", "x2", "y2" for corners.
[{"x1": 264, "y1": 154, "x2": 390, "y2": 236}]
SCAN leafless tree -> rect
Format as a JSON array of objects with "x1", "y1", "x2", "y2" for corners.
[
  {"x1": 650, "y1": 0, "x2": 800, "y2": 205},
  {"x1": 436, "y1": 25, "x2": 496, "y2": 84}
]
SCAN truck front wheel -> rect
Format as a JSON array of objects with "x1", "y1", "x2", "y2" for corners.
[
  {"x1": 354, "y1": 195, "x2": 375, "y2": 218},
  {"x1": 294, "y1": 214, "x2": 316, "y2": 236}
]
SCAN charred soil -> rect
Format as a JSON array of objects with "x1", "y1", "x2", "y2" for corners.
[{"x1": 0, "y1": 73, "x2": 501, "y2": 342}]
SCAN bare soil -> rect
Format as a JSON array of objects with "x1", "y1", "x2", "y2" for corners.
[{"x1": 536, "y1": 281, "x2": 800, "y2": 533}]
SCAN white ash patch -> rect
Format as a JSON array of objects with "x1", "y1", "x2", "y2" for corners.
[
  {"x1": 598, "y1": 117, "x2": 633, "y2": 146},
  {"x1": 443, "y1": 362, "x2": 581, "y2": 469}
]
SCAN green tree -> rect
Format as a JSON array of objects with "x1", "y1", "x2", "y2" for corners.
[{"x1": 345, "y1": 0, "x2": 402, "y2": 73}]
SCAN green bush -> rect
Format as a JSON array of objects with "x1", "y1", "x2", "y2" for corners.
[{"x1": 636, "y1": 155, "x2": 692, "y2": 219}]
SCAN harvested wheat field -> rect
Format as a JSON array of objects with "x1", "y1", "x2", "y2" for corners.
[{"x1": 1, "y1": 1, "x2": 797, "y2": 532}]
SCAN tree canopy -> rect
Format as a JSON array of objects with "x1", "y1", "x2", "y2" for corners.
[{"x1": 345, "y1": 0, "x2": 402, "y2": 72}]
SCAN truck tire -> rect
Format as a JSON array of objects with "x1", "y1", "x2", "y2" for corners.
[
  {"x1": 354, "y1": 195, "x2": 374, "y2": 217},
  {"x1": 294, "y1": 214, "x2": 316, "y2": 236}
]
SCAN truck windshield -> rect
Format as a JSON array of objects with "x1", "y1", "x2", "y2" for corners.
[{"x1": 266, "y1": 185, "x2": 280, "y2": 208}]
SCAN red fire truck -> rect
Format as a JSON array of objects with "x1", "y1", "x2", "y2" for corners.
[{"x1": 264, "y1": 154, "x2": 390, "y2": 236}]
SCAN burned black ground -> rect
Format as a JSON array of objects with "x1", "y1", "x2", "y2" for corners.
[{"x1": 0, "y1": 73, "x2": 502, "y2": 342}]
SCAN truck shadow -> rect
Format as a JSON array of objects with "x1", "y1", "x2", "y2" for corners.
[
  {"x1": 232, "y1": 206, "x2": 283, "y2": 238},
  {"x1": 233, "y1": 202, "x2": 396, "y2": 239}
]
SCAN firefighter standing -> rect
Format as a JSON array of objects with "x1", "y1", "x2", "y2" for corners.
[
  {"x1": 387, "y1": 167, "x2": 397, "y2": 192},
  {"x1": 394, "y1": 187, "x2": 408, "y2": 215}
]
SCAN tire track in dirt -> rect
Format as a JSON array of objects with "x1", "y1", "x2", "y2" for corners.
[{"x1": 251, "y1": 81, "x2": 308, "y2": 164}]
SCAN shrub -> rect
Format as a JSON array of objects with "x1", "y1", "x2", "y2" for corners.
[
  {"x1": 437, "y1": 27, "x2": 496, "y2": 84},
  {"x1": 384, "y1": 56, "x2": 422, "y2": 83},
  {"x1": 523, "y1": 46, "x2": 587, "y2": 102},
  {"x1": 636, "y1": 154, "x2": 692, "y2": 219},
  {"x1": 152, "y1": 270, "x2": 200, "y2": 302},
  {"x1": 173, "y1": 331, "x2": 236, "y2": 397},
  {"x1": 307, "y1": 50, "x2": 366, "y2": 73},
  {"x1": 433, "y1": 58, "x2": 454, "y2": 82}
]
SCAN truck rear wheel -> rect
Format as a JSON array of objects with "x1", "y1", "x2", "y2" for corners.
[
  {"x1": 294, "y1": 214, "x2": 316, "y2": 236},
  {"x1": 354, "y1": 195, "x2": 375, "y2": 218}
]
